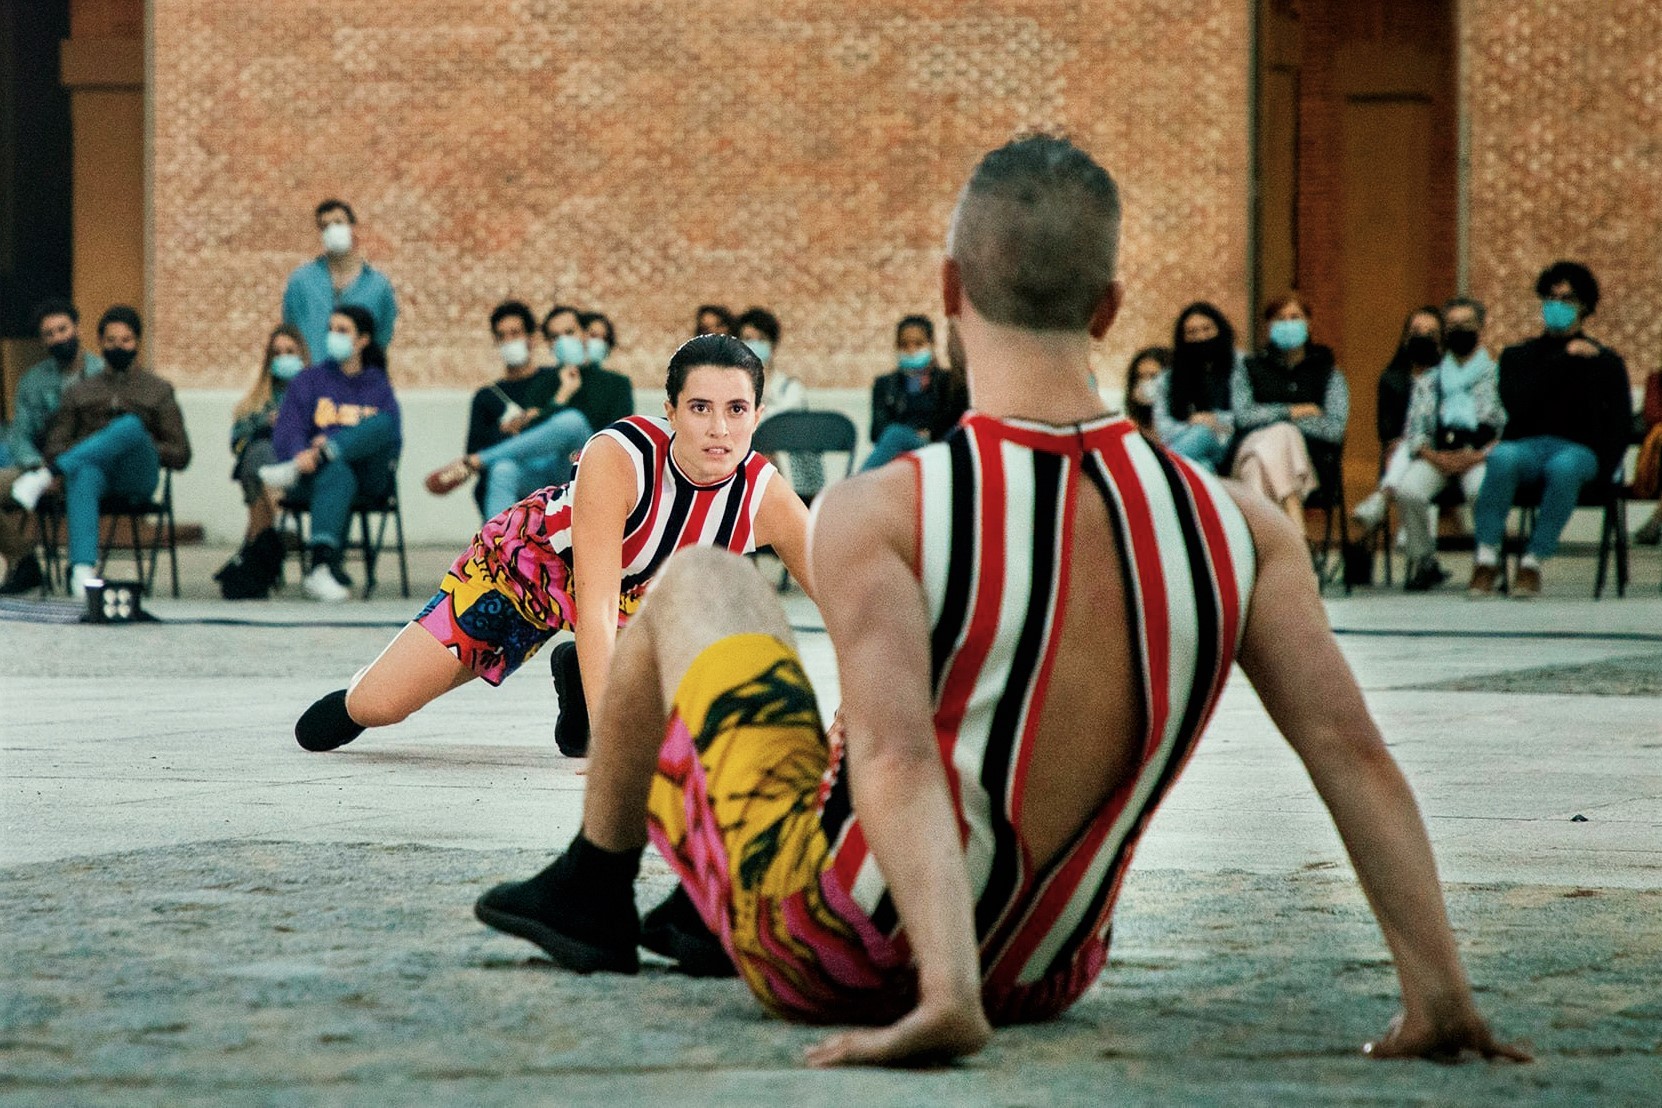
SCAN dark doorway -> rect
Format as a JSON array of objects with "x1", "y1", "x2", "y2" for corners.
[
  {"x1": 1255, "y1": 0, "x2": 1458, "y2": 504},
  {"x1": 0, "y1": 0, "x2": 74, "y2": 341}
]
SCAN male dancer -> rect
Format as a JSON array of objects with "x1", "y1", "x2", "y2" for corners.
[{"x1": 476, "y1": 135, "x2": 1526, "y2": 1067}]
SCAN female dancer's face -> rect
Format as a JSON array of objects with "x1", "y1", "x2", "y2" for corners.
[{"x1": 665, "y1": 366, "x2": 762, "y2": 484}]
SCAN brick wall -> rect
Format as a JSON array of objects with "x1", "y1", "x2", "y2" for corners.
[
  {"x1": 1465, "y1": 1, "x2": 1662, "y2": 386},
  {"x1": 149, "y1": 1, "x2": 1253, "y2": 394}
]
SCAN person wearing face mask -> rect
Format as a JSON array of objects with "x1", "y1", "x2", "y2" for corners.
[
  {"x1": 1231, "y1": 293, "x2": 1349, "y2": 530},
  {"x1": 1153, "y1": 302, "x2": 1240, "y2": 472},
  {"x1": 426, "y1": 301, "x2": 590, "y2": 519},
  {"x1": 1467, "y1": 260, "x2": 1632, "y2": 598},
  {"x1": 860, "y1": 315, "x2": 968, "y2": 471},
  {"x1": 741, "y1": 306, "x2": 822, "y2": 493},
  {"x1": 575, "y1": 311, "x2": 636, "y2": 428},
  {"x1": 280, "y1": 198, "x2": 398, "y2": 365},
  {"x1": 1351, "y1": 307, "x2": 1445, "y2": 541},
  {"x1": 213, "y1": 325, "x2": 313, "y2": 598},
  {"x1": 27, "y1": 306, "x2": 192, "y2": 598},
  {"x1": 1123, "y1": 345, "x2": 1171, "y2": 439},
  {"x1": 261, "y1": 305, "x2": 402, "y2": 602},
  {"x1": 0, "y1": 300, "x2": 105, "y2": 594},
  {"x1": 1388, "y1": 297, "x2": 1505, "y2": 591}
]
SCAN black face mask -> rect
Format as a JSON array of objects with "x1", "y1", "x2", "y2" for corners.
[
  {"x1": 1182, "y1": 335, "x2": 1233, "y2": 372},
  {"x1": 1405, "y1": 335, "x2": 1441, "y2": 368},
  {"x1": 104, "y1": 347, "x2": 138, "y2": 372},
  {"x1": 47, "y1": 336, "x2": 79, "y2": 365},
  {"x1": 1444, "y1": 329, "x2": 1479, "y2": 358}
]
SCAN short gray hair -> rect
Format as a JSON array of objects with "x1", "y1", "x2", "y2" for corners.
[
  {"x1": 947, "y1": 134, "x2": 1121, "y2": 331},
  {"x1": 1442, "y1": 295, "x2": 1487, "y2": 327}
]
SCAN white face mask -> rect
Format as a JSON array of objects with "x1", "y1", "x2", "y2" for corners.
[
  {"x1": 321, "y1": 223, "x2": 354, "y2": 255},
  {"x1": 1133, "y1": 379, "x2": 1160, "y2": 406},
  {"x1": 499, "y1": 338, "x2": 530, "y2": 368}
]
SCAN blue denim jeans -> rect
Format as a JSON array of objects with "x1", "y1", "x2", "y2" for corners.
[
  {"x1": 860, "y1": 423, "x2": 928, "y2": 472},
  {"x1": 1473, "y1": 436, "x2": 1601, "y2": 559},
  {"x1": 1163, "y1": 422, "x2": 1229, "y2": 473},
  {"x1": 476, "y1": 409, "x2": 592, "y2": 519},
  {"x1": 55, "y1": 413, "x2": 160, "y2": 568},
  {"x1": 291, "y1": 413, "x2": 400, "y2": 551}
]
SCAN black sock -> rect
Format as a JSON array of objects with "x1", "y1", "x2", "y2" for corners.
[
  {"x1": 309, "y1": 543, "x2": 337, "y2": 569},
  {"x1": 295, "y1": 689, "x2": 365, "y2": 752}
]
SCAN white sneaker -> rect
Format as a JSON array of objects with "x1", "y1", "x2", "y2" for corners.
[
  {"x1": 69, "y1": 563, "x2": 98, "y2": 599},
  {"x1": 10, "y1": 467, "x2": 53, "y2": 511},
  {"x1": 302, "y1": 561, "x2": 351, "y2": 602},
  {"x1": 1351, "y1": 491, "x2": 1386, "y2": 532},
  {"x1": 259, "y1": 460, "x2": 300, "y2": 491}
]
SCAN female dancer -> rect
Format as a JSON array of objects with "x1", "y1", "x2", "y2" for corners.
[{"x1": 294, "y1": 334, "x2": 812, "y2": 758}]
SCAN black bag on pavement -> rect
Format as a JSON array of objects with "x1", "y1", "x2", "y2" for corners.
[{"x1": 214, "y1": 528, "x2": 285, "y2": 600}]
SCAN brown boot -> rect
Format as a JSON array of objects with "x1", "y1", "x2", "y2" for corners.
[
  {"x1": 1512, "y1": 565, "x2": 1542, "y2": 598},
  {"x1": 1467, "y1": 563, "x2": 1500, "y2": 597}
]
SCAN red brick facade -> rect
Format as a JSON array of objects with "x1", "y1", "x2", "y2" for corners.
[{"x1": 149, "y1": 2, "x2": 1253, "y2": 390}]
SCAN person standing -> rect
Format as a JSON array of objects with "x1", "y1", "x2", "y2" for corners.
[
  {"x1": 1467, "y1": 261, "x2": 1632, "y2": 597},
  {"x1": 281, "y1": 199, "x2": 398, "y2": 362},
  {"x1": 0, "y1": 300, "x2": 105, "y2": 593}
]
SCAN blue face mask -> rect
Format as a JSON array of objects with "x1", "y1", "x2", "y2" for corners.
[
  {"x1": 553, "y1": 334, "x2": 586, "y2": 366},
  {"x1": 325, "y1": 331, "x2": 355, "y2": 363},
  {"x1": 585, "y1": 337, "x2": 610, "y2": 365},
  {"x1": 897, "y1": 349, "x2": 933, "y2": 372},
  {"x1": 1541, "y1": 299, "x2": 1579, "y2": 333},
  {"x1": 270, "y1": 353, "x2": 304, "y2": 381},
  {"x1": 1268, "y1": 318, "x2": 1309, "y2": 351},
  {"x1": 743, "y1": 338, "x2": 773, "y2": 366}
]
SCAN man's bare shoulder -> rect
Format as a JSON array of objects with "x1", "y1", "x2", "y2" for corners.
[
  {"x1": 1218, "y1": 475, "x2": 1306, "y2": 574},
  {"x1": 810, "y1": 461, "x2": 921, "y2": 589}
]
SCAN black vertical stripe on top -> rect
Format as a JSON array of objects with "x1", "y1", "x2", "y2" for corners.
[
  {"x1": 711, "y1": 457, "x2": 751, "y2": 548},
  {"x1": 621, "y1": 482, "x2": 694, "y2": 595},
  {"x1": 615, "y1": 420, "x2": 659, "y2": 536},
  {"x1": 930, "y1": 428, "x2": 977, "y2": 696},
  {"x1": 973, "y1": 448, "x2": 1063, "y2": 942},
  {"x1": 1043, "y1": 443, "x2": 1225, "y2": 982}
]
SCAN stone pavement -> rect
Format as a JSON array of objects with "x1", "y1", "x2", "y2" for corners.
[{"x1": 2, "y1": 544, "x2": 1659, "y2": 1104}]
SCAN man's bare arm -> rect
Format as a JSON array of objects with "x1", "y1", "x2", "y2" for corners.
[
  {"x1": 803, "y1": 468, "x2": 991, "y2": 1068},
  {"x1": 1228, "y1": 482, "x2": 1528, "y2": 1062}
]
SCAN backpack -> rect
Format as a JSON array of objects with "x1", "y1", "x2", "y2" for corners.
[{"x1": 214, "y1": 528, "x2": 285, "y2": 600}]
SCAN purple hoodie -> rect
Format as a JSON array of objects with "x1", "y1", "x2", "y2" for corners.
[{"x1": 272, "y1": 359, "x2": 402, "y2": 460}]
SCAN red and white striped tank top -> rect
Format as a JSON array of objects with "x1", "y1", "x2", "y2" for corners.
[
  {"x1": 541, "y1": 415, "x2": 777, "y2": 618},
  {"x1": 821, "y1": 412, "x2": 1257, "y2": 1022}
]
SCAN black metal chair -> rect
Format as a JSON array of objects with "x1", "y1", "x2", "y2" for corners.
[
  {"x1": 1305, "y1": 441, "x2": 1351, "y2": 594},
  {"x1": 278, "y1": 487, "x2": 410, "y2": 599},
  {"x1": 1504, "y1": 467, "x2": 1628, "y2": 598},
  {"x1": 750, "y1": 410, "x2": 859, "y2": 588},
  {"x1": 36, "y1": 468, "x2": 180, "y2": 598}
]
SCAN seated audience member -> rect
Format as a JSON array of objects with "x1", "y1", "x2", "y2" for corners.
[
  {"x1": 1633, "y1": 368, "x2": 1661, "y2": 545},
  {"x1": 861, "y1": 315, "x2": 966, "y2": 470},
  {"x1": 1388, "y1": 298, "x2": 1505, "y2": 591},
  {"x1": 694, "y1": 304, "x2": 736, "y2": 337},
  {"x1": 743, "y1": 306, "x2": 823, "y2": 493},
  {"x1": 1, "y1": 299, "x2": 106, "y2": 594},
  {"x1": 575, "y1": 311, "x2": 636, "y2": 429},
  {"x1": 216, "y1": 325, "x2": 311, "y2": 598},
  {"x1": 33, "y1": 306, "x2": 192, "y2": 598},
  {"x1": 425, "y1": 301, "x2": 589, "y2": 519},
  {"x1": 1353, "y1": 306, "x2": 1444, "y2": 531},
  {"x1": 1232, "y1": 293, "x2": 1349, "y2": 529},
  {"x1": 1123, "y1": 345, "x2": 1170, "y2": 439},
  {"x1": 260, "y1": 305, "x2": 401, "y2": 603},
  {"x1": 1468, "y1": 261, "x2": 1633, "y2": 597},
  {"x1": 1154, "y1": 301, "x2": 1239, "y2": 471}
]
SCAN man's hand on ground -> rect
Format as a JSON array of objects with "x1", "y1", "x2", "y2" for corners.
[
  {"x1": 805, "y1": 1000, "x2": 991, "y2": 1069},
  {"x1": 1363, "y1": 1009, "x2": 1532, "y2": 1063}
]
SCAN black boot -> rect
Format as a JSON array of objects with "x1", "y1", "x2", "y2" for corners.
[
  {"x1": 0, "y1": 551, "x2": 44, "y2": 596},
  {"x1": 550, "y1": 640, "x2": 590, "y2": 757},
  {"x1": 295, "y1": 689, "x2": 365, "y2": 752},
  {"x1": 475, "y1": 834, "x2": 642, "y2": 974},
  {"x1": 641, "y1": 886, "x2": 736, "y2": 977}
]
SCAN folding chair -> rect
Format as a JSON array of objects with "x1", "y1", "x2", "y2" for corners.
[
  {"x1": 37, "y1": 469, "x2": 180, "y2": 598},
  {"x1": 278, "y1": 487, "x2": 411, "y2": 599},
  {"x1": 750, "y1": 410, "x2": 858, "y2": 588},
  {"x1": 1504, "y1": 468, "x2": 1628, "y2": 598}
]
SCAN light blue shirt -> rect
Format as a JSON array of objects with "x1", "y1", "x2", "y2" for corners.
[
  {"x1": 8, "y1": 350, "x2": 106, "y2": 468},
  {"x1": 281, "y1": 256, "x2": 398, "y2": 361}
]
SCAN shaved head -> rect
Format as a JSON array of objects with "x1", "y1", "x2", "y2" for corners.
[{"x1": 947, "y1": 134, "x2": 1121, "y2": 332}]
